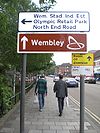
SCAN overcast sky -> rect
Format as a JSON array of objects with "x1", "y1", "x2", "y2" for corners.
[{"x1": 34, "y1": 0, "x2": 100, "y2": 65}]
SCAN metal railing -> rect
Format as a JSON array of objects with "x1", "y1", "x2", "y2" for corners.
[{"x1": 0, "y1": 82, "x2": 35, "y2": 117}]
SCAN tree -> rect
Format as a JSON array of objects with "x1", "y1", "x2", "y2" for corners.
[
  {"x1": 45, "y1": 60, "x2": 56, "y2": 75},
  {"x1": 39, "y1": 0, "x2": 56, "y2": 5},
  {"x1": 0, "y1": 0, "x2": 27, "y2": 70},
  {"x1": 27, "y1": 53, "x2": 53, "y2": 73},
  {"x1": 0, "y1": 0, "x2": 38, "y2": 69},
  {"x1": 39, "y1": 0, "x2": 56, "y2": 11},
  {"x1": 0, "y1": 0, "x2": 56, "y2": 73}
]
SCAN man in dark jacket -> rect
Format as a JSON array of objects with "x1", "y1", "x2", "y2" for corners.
[
  {"x1": 53, "y1": 74, "x2": 68, "y2": 116},
  {"x1": 35, "y1": 75, "x2": 47, "y2": 112}
]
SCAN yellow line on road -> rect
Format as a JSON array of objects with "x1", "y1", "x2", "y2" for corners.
[{"x1": 69, "y1": 95, "x2": 100, "y2": 124}]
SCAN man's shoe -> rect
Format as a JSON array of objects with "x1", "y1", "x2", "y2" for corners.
[
  {"x1": 59, "y1": 113, "x2": 62, "y2": 116},
  {"x1": 39, "y1": 109, "x2": 42, "y2": 112}
]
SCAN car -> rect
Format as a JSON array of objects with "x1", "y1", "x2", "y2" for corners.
[
  {"x1": 75, "y1": 76, "x2": 80, "y2": 81},
  {"x1": 85, "y1": 77, "x2": 96, "y2": 84},
  {"x1": 96, "y1": 77, "x2": 100, "y2": 81},
  {"x1": 65, "y1": 78, "x2": 79, "y2": 87},
  {"x1": 48, "y1": 74, "x2": 54, "y2": 78},
  {"x1": 53, "y1": 76, "x2": 59, "y2": 82}
]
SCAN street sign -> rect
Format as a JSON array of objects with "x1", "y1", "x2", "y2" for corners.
[
  {"x1": 72, "y1": 66, "x2": 94, "y2": 76},
  {"x1": 17, "y1": 33, "x2": 87, "y2": 53},
  {"x1": 18, "y1": 11, "x2": 90, "y2": 32},
  {"x1": 72, "y1": 53, "x2": 94, "y2": 66},
  {"x1": 72, "y1": 53, "x2": 94, "y2": 76}
]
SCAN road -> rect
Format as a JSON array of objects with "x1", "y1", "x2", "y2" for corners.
[{"x1": 68, "y1": 81, "x2": 100, "y2": 124}]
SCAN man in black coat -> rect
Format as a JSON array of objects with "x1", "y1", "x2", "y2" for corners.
[{"x1": 53, "y1": 74, "x2": 68, "y2": 116}]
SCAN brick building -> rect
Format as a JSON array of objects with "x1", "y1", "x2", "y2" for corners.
[{"x1": 55, "y1": 63, "x2": 72, "y2": 77}]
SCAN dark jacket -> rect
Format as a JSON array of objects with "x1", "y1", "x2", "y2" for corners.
[
  {"x1": 53, "y1": 79, "x2": 68, "y2": 98},
  {"x1": 35, "y1": 78, "x2": 47, "y2": 94}
]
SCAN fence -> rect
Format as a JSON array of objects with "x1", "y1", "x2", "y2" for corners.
[{"x1": 0, "y1": 82, "x2": 35, "y2": 117}]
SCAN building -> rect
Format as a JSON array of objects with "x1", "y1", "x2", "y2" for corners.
[
  {"x1": 94, "y1": 50, "x2": 100, "y2": 79},
  {"x1": 55, "y1": 63, "x2": 72, "y2": 77},
  {"x1": 89, "y1": 50, "x2": 100, "y2": 79}
]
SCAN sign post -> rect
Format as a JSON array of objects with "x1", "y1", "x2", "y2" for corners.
[
  {"x1": 72, "y1": 53, "x2": 94, "y2": 76},
  {"x1": 20, "y1": 54, "x2": 27, "y2": 133},
  {"x1": 80, "y1": 75, "x2": 85, "y2": 133},
  {"x1": 72, "y1": 53, "x2": 94, "y2": 133}
]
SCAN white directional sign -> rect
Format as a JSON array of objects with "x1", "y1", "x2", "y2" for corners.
[
  {"x1": 72, "y1": 66, "x2": 94, "y2": 76},
  {"x1": 18, "y1": 11, "x2": 90, "y2": 32}
]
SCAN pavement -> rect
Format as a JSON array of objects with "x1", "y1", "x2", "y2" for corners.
[{"x1": 0, "y1": 80, "x2": 100, "y2": 133}]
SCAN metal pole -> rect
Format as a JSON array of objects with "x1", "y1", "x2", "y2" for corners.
[
  {"x1": 80, "y1": 75, "x2": 85, "y2": 133},
  {"x1": 20, "y1": 53, "x2": 27, "y2": 133},
  {"x1": 13, "y1": 70, "x2": 16, "y2": 95}
]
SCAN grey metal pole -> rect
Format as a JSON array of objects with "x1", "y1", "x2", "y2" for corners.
[
  {"x1": 80, "y1": 75, "x2": 85, "y2": 133},
  {"x1": 13, "y1": 72, "x2": 16, "y2": 95},
  {"x1": 20, "y1": 53, "x2": 27, "y2": 133}
]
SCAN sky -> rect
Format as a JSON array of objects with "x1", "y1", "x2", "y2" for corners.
[{"x1": 33, "y1": 0, "x2": 100, "y2": 65}]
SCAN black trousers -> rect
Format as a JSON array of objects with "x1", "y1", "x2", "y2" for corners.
[{"x1": 58, "y1": 97, "x2": 64, "y2": 114}]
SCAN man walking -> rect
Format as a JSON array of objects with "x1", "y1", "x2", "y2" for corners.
[
  {"x1": 53, "y1": 74, "x2": 68, "y2": 116},
  {"x1": 35, "y1": 75, "x2": 47, "y2": 112}
]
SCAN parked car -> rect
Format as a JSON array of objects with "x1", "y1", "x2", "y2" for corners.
[
  {"x1": 96, "y1": 77, "x2": 100, "y2": 81},
  {"x1": 53, "y1": 76, "x2": 59, "y2": 82},
  {"x1": 75, "y1": 76, "x2": 80, "y2": 81},
  {"x1": 85, "y1": 77, "x2": 96, "y2": 84},
  {"x1": 48, "y1": 74, "x2": 54, "y2": 78},
  {"x1": 65, "y1": 78, "x2": 79, "y2": 87}
]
